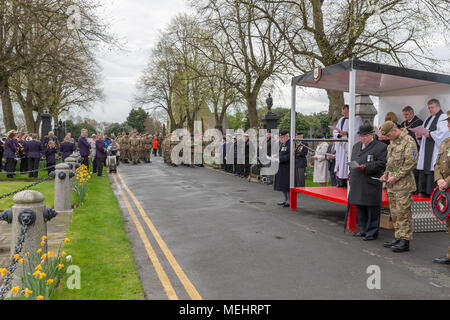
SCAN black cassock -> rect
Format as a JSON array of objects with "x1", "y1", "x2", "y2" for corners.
[{"x1": 348, "y1": 139, "x2": 387, "y2": 238}]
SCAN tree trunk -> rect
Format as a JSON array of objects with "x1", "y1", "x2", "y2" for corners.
[
  {"x1": 0, "y1": 74, "x2": 17, "y2": 131},
  {"x1": 22, "y1": 106, "x2": 37, "y2": 133},
  {"x1": 326, "y1": 89, "x2": 345, "y2": 125},
  {"x1": 247, "y1": 95, "x2": 258, "y2": 129}
]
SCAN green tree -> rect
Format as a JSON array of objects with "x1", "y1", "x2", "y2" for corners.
[
  {"x1": 105, "y1": 123, "x2": 132, "y2": 137},
  {"x1": 126, "y1": 108, "x2": 149, "y2": 133},
  {"x1": 65, "y1": 120, "x2": 96, "y2": 139}
]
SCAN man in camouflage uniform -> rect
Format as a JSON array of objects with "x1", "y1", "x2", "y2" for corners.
[
  {"x1": 432, "y1": 110, "x2": 450, "y2": 265},
  {"x1": 380, "y1": 121, "x2": 419, "y2": 253},
  {"x1": 129, "y1": 132, "x2": 140, "y2": 164},
  {"x1": 143, "y1": 134, "x2": 153, "y2": 163},
  {"x1": 121, "y1": 132, "x2": 130, "y2": 163},
  {"x1": 162, "y1": 135, "x2": 171, "y2": 164}
]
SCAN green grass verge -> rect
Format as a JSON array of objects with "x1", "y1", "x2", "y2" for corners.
[
  {"x1": 54, "y1": 171, "x2": 145, "y2": 300},
  {"x1": 0, "y1": 181, "x2": 55, "y2": 209}
]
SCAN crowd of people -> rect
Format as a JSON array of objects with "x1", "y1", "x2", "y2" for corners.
[
  {"x1": 272, "y1": 98, "x2": 449, "y2": 265},
  {"x1": 0, "y1": 128, "x2": 163, "y2": 178}
]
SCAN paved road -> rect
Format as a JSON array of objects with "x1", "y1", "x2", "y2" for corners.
[{"x1": 111, "y1": 157, "x2": 450, "y2": 300}]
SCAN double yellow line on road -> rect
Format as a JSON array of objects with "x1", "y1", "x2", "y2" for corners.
[{"x1": 111, "y1": 172, "x2": 202, "y2": 300}]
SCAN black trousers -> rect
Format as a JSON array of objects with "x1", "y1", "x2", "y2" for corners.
[
  {"x1": 81, "y1": 156, "x2": 89, "y2": 171},
  {"x1": 96, "y1": 157, "x2": 104, "y2": 176},
  {"x1": 329, "y1": 169, "x2": 338, "y2": 187},
  {"x1": 92, "y1": 156, "x2": 97, "y2": 174},
  {"x1": 20, "y1": 158, "x2": 28, "y2": 173},
  {"x1": 6, "y1": 158, "x2": 16, "y2": 178},
  {"x1": 418, "y1": 170, "x2": 436, "y2": 196},
  {"x1": 337, "y1": 178, "x2": 348, "y2": 188},
  {"x1": 356, "y1": 205, "x2": 381, "y2": 238},
  {"x1": 47, "y1": 162, "x2": 55, "y2": 175},
  {"x1": 0, "y1": 152, "x2": 3, "y2": 171},
  {"x1": 28, "y1": 158, "x2": 40, "y2": 178},
  {"x1": 244, "y1": 163, "x2": 251, "y2": 177}
]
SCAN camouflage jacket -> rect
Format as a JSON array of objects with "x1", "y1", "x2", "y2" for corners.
[
  {"x1": 384, "y1": 129, "x2": 418, "y2": 193},
  {"x1": 434, "y1": 137, "x2": 450, "y2": 186}
]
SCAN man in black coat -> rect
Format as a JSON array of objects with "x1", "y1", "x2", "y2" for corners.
[
  {"x1": 294, "y1": 132, "x2": 308, "y2": 187},
  {"x1": 325, "y1": 143, "x2": 337, "y2": 186},
  {"x1": 78, "y1": 129, "x2": 91, "y2": 170},
  {"x1": 274, "y1": 130, "x2": 291, "y2": 207},
  {"x1": 349, "y1": 124, "x2": 388, "y2": 241},
  {"x1": 95, "y1": 133, "x2": 107, "y2": 177},
  {"x1": 25, "y1": 135, "x2": 43, "y2": 178}
]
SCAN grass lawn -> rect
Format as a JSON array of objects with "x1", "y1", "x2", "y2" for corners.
[
  {"x1": 0, "y1": 159, "x2": 58, "y2": 182},
  {"x1": 0, "y1": 165, "x2": 145, "y2": 300},
  {"x1": 54, "y1": 170, "x2": 145, "y2": 300}
]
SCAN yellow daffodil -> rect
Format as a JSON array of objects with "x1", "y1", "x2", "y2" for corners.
[
  {"x1": 36, "y1": 296, "x2": 44, "y2": 300},
  {"x1": 19, "y1": 258, "x2": 23, "y2": 264},
  {"x1": 32, "y1": 271, "x2": 41, "y2": 278},
  {"x1": 0, "y1": 268, "x2": 8, "y2": 278},
  {"x1": 38, "y1": 272, "x2": 47, "y2": 280},
  {"x1": 64, "y1": 238, "x2": 71, "y2": 243},
  {"x1": 13, "y1": 254, "x2": 19, "y2": 261},
  {"x1": 24, "y1": 288, "x2": 32, "y2": 297},
  {"x1": 61, "y1": 251, "x2": 67, "y2": 257},
  {"x1": 25, "y1": 252, "x2": 29, "y2": 257},
  {"x1": 41, "y1": 236, "x2": 48, "y2": 241},
  {"x1": 41, "y1": 254, "x2": 47, "y2": 261},
  {"x1": 11, "y1": 286, "x2": 20, "y2": 295},
  {"x1": 48, "y1": 252, "x2": 55, "y2": 257},
  {"x1": 46, "y1": 279, "x2": 54, "y2": 285},
  {"x1": 37, "y1": 248, "x2": 42, "y2": 254},
  {"x1": 57, "y1": 264, "x2": 64, "y2": 270},
  {"x1": 40, "y1": 241, "x2": 45, "y2": 247},
  {"x1": 35, "y1": 264, "x2": 42, "y2": 271}
]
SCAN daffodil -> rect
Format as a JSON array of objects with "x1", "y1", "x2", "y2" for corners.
[
  {"x1": 0, "y1": 268, "x2": 8, "y2": 278},
  {"x1": 36, "y1": 296, "x2": 44, "y2": 300},
  {"x1": 32, "y1": 271, "x2": 41, "y2": 278},
  {"x1": 19, "y1": 258, "x2": 23, "y2": 264},
  {"x1": 57, "y1": 264, "x2": 64, "y2": 270},
  {"x1": 61, "y1": 251, "x2": 67, "y2": 257},
  {"x1": 40, "y1": 241, "x2": 45, "y2": 247},
  {"x1": 48, "y1": 252, "x2": 55, "y2": 257},
  {"x1": 23, "y1": 288, "x2": 32, "y2": 297},
  {"x1": 41, "y1": 254, "x2": 47, "y2": 261},
  {"x1": 11, "y1": 286, "x2": 20, "y2": 295},
  {"x1": 41, "y1": 236, "x2": 48, "y2": 241},
  {"x1": 13, "y1": 254, "x2": 19, "y2": 261},
  {"x1": 25, "y1": 252, "x2": 29, "y2": 257},
  {"x1": 35, "y1": 264, "x2": 42, "y2": 271},
  {"x1": 64, "y1": 238, "x2": 71, "y2": 243},
  {"x1": 37, "y1": 248, "x2": 42, "y2": 254},
  {"x1": 38, "y1": 272, "x2": 47, "y2": 280},
  {"x1": 46, "y1": 279, "x2": 54, "y2": 285}
]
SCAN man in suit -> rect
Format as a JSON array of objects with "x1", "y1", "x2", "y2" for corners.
[
  {"x1": 95, "y1": 132, "x2": 107, "y2": 176},
  {"x1": 274, "y1": 130, "x2": 291, "y2": 207},
  {"x1": 78, "y1": 129, "x2": 91, "y2": 170},
  {"x1": 294, "y1": 132, "x2": 308, "y2": 187},
  {"x1": 349, "y1": 124, "x2": 388, "y2": 241},
  {"x1": 25, "y1": 134, "x2": 43, "y2": 178},
  {"x1": 4, "y1": 130, "x2": 18, "y2": 178}
]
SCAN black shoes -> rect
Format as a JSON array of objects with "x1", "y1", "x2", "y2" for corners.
[
  {"x1": 383, "y1": 238, "x2": 400, "y2": 248},
  {"x1": 363, "y1": 236, "x2": 376, "y2": 241},
  {"x1": 282, "y1": 202, "x2": 290, "y2": 208},
  {"x1": 353, "y1": 232, "x2": 365, "y2": 237},
  {"x1": 391, "y1": 239, "x2": 409, "y2": 252},
  {"x1": 277, "y1": 201, "x2": 287, "y2": 206},
  {"x1": 433, "y1": 257, "x2": 450, "y2": 264}
]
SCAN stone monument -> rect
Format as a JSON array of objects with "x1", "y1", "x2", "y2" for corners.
[{"x1": 261, "y1": 94, "x2": 280, "y2": 132}]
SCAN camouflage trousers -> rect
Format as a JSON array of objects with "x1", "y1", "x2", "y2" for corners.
[
  {"x1": 131, "y1": 149, "x2": 140, "y2": 164},
  {"x1": 447, "y1": 220, "x2": 450, "y2": 259},
  {"x1": 122, "y1": 148, "x2": 130, "y2": 160},
  {"x1": 387, "y1": 191, "x2": 413, "y2": 240},
  {"x1": 143, "y1": 149, "x2": 151, "y2": 162}
]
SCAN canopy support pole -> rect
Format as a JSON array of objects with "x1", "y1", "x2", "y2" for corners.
[{"x1": 290, "y1": 84, "x2": 296, "y2": 189}]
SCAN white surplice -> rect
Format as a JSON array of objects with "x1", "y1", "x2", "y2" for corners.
[
  {"x1": 417, "y1": 112, "x2": 449, "y2": 171},
  {"x1": 333, "y1": 116, "x2": 363, "y2": 179}
]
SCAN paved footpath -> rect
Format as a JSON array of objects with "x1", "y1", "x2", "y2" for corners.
[{"x1": 111, "y1": 157, "x2": 450, "y2": 300}]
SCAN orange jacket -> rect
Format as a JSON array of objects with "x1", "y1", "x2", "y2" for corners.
[{"x1": 152, "y1": 137, "x2": 159, "y2": 149}]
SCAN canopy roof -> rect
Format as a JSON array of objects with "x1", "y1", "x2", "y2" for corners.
[{"x1": 292, "y1": 59, "x2": 450, "y2": 96}]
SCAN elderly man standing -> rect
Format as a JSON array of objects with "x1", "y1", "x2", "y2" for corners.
[
  {"x1": 416, "y1": 99, "x2": 448, "y2": 197},
  {"x1": 432, "y1": 110, "x2": 450, "y2": 265},
  {"x1": 78, "y1": 129, "x2": 91, "y2": 170},
  {"x1": 333, "y1": 104, "x2": 363, "y2": 188},
  {"x1": 380, "y1": 121, "x2": 418, "y2": 252},
  {"x1": 274, "y1": 130, "x2": 291, "y2": 207},
  {"x1": 349, "y1": 124, "x2": 387, "y2": 241}
]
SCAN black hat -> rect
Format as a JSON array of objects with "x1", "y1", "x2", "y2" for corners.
[
  {"x1": 357, "y1": 124, "x2": 375, "y2": 135},
  {"x1": 280, "y1": 129, "x2": 289, "y2": 136},
  {"x1": 296, "y1": 131, "x2": 304, "y2": 136}
]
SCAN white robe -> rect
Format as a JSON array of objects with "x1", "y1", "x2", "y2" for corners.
[
  {"x1": 417, "y1": 112, "x2": 449, "y2": 171},
  {"x1": 313, "y1": 142, "x2": 329, "y2": 183},
  {"x1": 333, "y1": 116, "x2": 363, "y2": 179}
]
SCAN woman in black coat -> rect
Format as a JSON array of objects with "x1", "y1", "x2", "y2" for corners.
[{"x1": 274, "y1": 130, "x2": 291, "y2": 207}]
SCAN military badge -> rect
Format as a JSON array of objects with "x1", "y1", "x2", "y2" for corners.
[{"x1": 313, "y1": 66, "x2": 322, "y2": 83}]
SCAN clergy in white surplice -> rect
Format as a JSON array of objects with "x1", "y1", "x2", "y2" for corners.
[
  {"x1": 416, "y1": 99, "x2": 449, "y2": 196},
  {"x1": 332, "y1": 104, "x2": 363, "y2": 187}
]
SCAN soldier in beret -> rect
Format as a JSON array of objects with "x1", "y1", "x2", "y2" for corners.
[
  {"x1": 432, "y1": 110, "x2": 450, "y2": 265},
  {"x1": 380, "y1": 121, "x2": 418, "y2": 252}
]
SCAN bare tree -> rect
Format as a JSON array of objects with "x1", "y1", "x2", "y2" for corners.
[{"x1": 252, "y1": 0, "x2": 450, "y2": 122}]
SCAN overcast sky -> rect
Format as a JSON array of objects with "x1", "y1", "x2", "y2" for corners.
[{"x1": 73, "y1": 0, "x2": 449, "y2": 125}]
